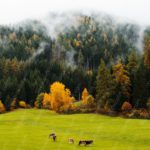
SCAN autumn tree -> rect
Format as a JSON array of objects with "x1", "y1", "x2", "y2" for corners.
[
  {"x1": 96, "y1": 59, "x2": 116, "y2": 110},
  {"x1": 81, "y1": 88, "x2": 89, "y2": 105},
  {"x1": 19, "y1": 101, "x2": 27, "y2": 108},
  {"x1": 86, "y1": 95, "x2": 95, "y2": 108},
  {"x1": 43, "y1": 93, "x2": 51, "y2": 109},
  {"x1": 35, "y1": 93, "x2": 44, "y2": 108},
  {"x1": 113, "y1": 61, "x2": 131, "y2": 98},
  {"x1": 50, "y1": 82, "x2": 73, "y2": 112},
  {"x1": 144, "y1": 35, "x2": 150, "y2": 69},
  {"x1": 0, "y1": 100, "x2": 5, "y2": 113},
  {"x1": 112, "y1": 61, "x2": 131, "y2": 111}
]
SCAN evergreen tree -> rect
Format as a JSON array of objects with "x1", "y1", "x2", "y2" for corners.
[
  {"x1": 127, "y1": 51, "x2": 138, "y2": 105},
  {"x1": 96, "y1": 59, "x2": 116, "y2": 110}
]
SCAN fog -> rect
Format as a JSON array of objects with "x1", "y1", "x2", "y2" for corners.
[{"x1": 0, "y1": 0, "x2": 150, "y2": 26}]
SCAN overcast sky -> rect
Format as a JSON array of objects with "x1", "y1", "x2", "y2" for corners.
[{"x1": 0, "y1": 0, "x2": 149, "y2": 25}]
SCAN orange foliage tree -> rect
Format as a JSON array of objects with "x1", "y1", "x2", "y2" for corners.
[
  {"x1": 19, "y1": 101, "x2": 27, "y2": 108},
  {"x1": 0, "y1": 100, "x2": 5, "y2": 113},
  {"x1": 121, "y1": 101, "x2": 132, "y2": 111},
  {"x1": 113, "y1": 61, "x2": 131, "y2": 98},
  {"x1": 81, "y1": 88, "x2": 89, "y2": 105},
  {"x1": 43, "y1": 93, "x2": 51, "y2": 109},
  {"x1": 50, "y1": 82, "x2": 73, "y2": 112}
]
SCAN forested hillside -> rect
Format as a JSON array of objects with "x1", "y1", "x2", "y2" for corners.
[{"x1": 0, "y1": 13, "x2": 150, "y2": 116}]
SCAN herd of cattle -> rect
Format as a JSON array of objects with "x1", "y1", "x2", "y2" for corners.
[{"x1": 49, "y1": 133, "x2": 93, "y2": 146}]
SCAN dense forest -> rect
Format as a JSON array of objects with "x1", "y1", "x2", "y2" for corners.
[{"x1": 1, "y1": 13, "x2": 150, "y2": 117}]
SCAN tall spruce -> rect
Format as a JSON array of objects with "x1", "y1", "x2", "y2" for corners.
[
  {"x1": 127, "y1": 51, "x2": 138, "y2": 105},
  {"x1": 96, "y1": 59, "x2": 116, "y2": 110}
]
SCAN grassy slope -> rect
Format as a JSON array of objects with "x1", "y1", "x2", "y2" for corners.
[{"x1": 0, "y1": 109, "x2": 150, "y2": 150}]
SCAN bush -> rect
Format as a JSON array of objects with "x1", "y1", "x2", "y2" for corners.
[
  {"x1": 121, "y1": 101, "x2": 132, "y2": 111},
  {"x1": 26, "y1": 104, "x2": 31, "y2": 109},
  {"x1": 127, "y1": 109, "x2": 150, "y2": 119},
  {"x1": 35, "y1": 93, "x2": 44, "y2": 108},
  {"x1": 70, "y1": 104, "x2": 81, "y2": 113},
  {"x1": 139, "y1": 109, "x2": 150, "y2": 119},
  {"x1": 86, "y1": 95, "x2": 95, "y2": 108},
  {"x1": 0, "y1": 100, "x2": 5, "y2": 113},
  {"x1": 70, "y1": 100, "x2": 96, "y2": 114},
  {"x1": 10, "y1": 98, "x2": 17, "y2": 110},
  {"x1": 19, "y1": 101, "x2": 27, "y2": 108},
  {"x1": 146, "y1": 98, "x2": 150, "y2": 109}
]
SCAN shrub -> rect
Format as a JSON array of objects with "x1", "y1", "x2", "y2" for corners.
[
  {"x1": 121, "y1": 101, "x2": 132, "y2": 111},
  {"x1": 10, "y1": 98, "x2": 17, "y2": 110},
  {"x1": 139, "y1": 109, "x2": 150, "y2": 119},
  {"x1": 19, "y1": 101, "x2": 27, "y2": 108},
  {"x1": 146, "y1": 98, "x2": 150, "y2": 109},
  {"x1": 73, "y1": 101, "x2": 82, "y2": 108},
  {"x1": 0, "y1": 100, "x2": 5, "y2": 113},
  {"x1": 70, "y1": 104, "x2": 81, "y2": 113},
  {"x1": 26, "y1": 104, "x2": 31, "y2": 109},
  {"x1": 127, "y1": 109, "x2": 150, "y2": 119},
  {"x1": 86, "y1": 95, "x2": 95, "y2": 108},
  {"x1": 35, "y1": 93, "x2": 44, "y2": 108}
]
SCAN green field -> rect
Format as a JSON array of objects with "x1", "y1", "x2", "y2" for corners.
[{"x1": 0, "y1": 109, "x2": 150, "y2": 150}]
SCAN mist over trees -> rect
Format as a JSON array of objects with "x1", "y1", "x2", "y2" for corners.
[{"x1": 0, "y1": 13, "x2": 150, "y2": 114}]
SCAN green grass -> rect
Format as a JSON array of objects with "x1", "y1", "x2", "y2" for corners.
[{"x1": 0, "y1": 109, "x2": 150, "y2": 150}]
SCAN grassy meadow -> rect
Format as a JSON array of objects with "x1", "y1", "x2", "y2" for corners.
[{"x1": 0, "y1": 109, "x2": 150, "y2": 150}]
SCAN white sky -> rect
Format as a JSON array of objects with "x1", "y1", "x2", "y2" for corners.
[{"x1": 0, "y1": 0, "x2": 149, "y2": 25}]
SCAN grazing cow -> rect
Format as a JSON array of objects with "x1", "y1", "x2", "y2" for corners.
[
  {"x1": 68, "y1": 138, "x2": 74, "y2": 144},
  {"x1": 49, "y1": 133, "x2": 55, "y2": 138},
  {"x1": 78, "y1": 140, "x2": 93, "y2": 146},
  {"x1": 49, "y1": 133, "x2": 57, "y2": 141},
  {"x1": 52, "y1": 135, "x2": 57, "y2": 141}
]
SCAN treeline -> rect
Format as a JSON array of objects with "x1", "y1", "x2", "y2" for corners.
[{"x1": 0, "y1": 14, "x2": 150, "y2": 116}]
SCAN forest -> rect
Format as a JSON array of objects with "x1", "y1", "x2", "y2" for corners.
[{"x1": 1, "y1": 13, "x2": 150, "y2": 118}]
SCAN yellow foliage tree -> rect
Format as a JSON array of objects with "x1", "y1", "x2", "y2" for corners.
[
  {"x1": 50, "y1": 82, "x2": 72, "y2": 112},
  {"x1": 0, "y1": 100, "x2": 5, "y2": 113},
  {"x1": 43, "y1": 93, "x2": 51, "y2": 109},
  {"x1": 113, "y1": 62, "x2": 131, "y2": 97},
  {"x1": 82, "y1": 88, "x2": 89, "y2": 105},
  {"x1": 19, "y1": 101, "x2": 27, "y2": 108},
  {"x1": 144, "y1": 36, "x2": 150, "y2": 69}
]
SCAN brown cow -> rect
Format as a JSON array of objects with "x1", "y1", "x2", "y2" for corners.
[
  {"x1": 78, "y1": 140, "x2": 93, "y2": 146},
  {"x1": 49, "y1": 133, "x2": 57, "y2": 141}
]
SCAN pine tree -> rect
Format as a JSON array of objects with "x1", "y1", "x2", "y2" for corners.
[
  {"x1": 96, "y1": 59, "x2": 116, "y2": 110},
  {"x1": 127, "y1": 51, "x2": 138, "y2": 74},
  {"x1": 77, "y1": 49, "x2": 84, "y2": 68},
  {"x1": 127, "y1": 51, "x2": 138, "y2": 105}
]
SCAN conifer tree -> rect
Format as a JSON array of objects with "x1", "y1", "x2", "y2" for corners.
[{"x1": 96, "y1": 59, "x2": 116, "y2": 109}]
